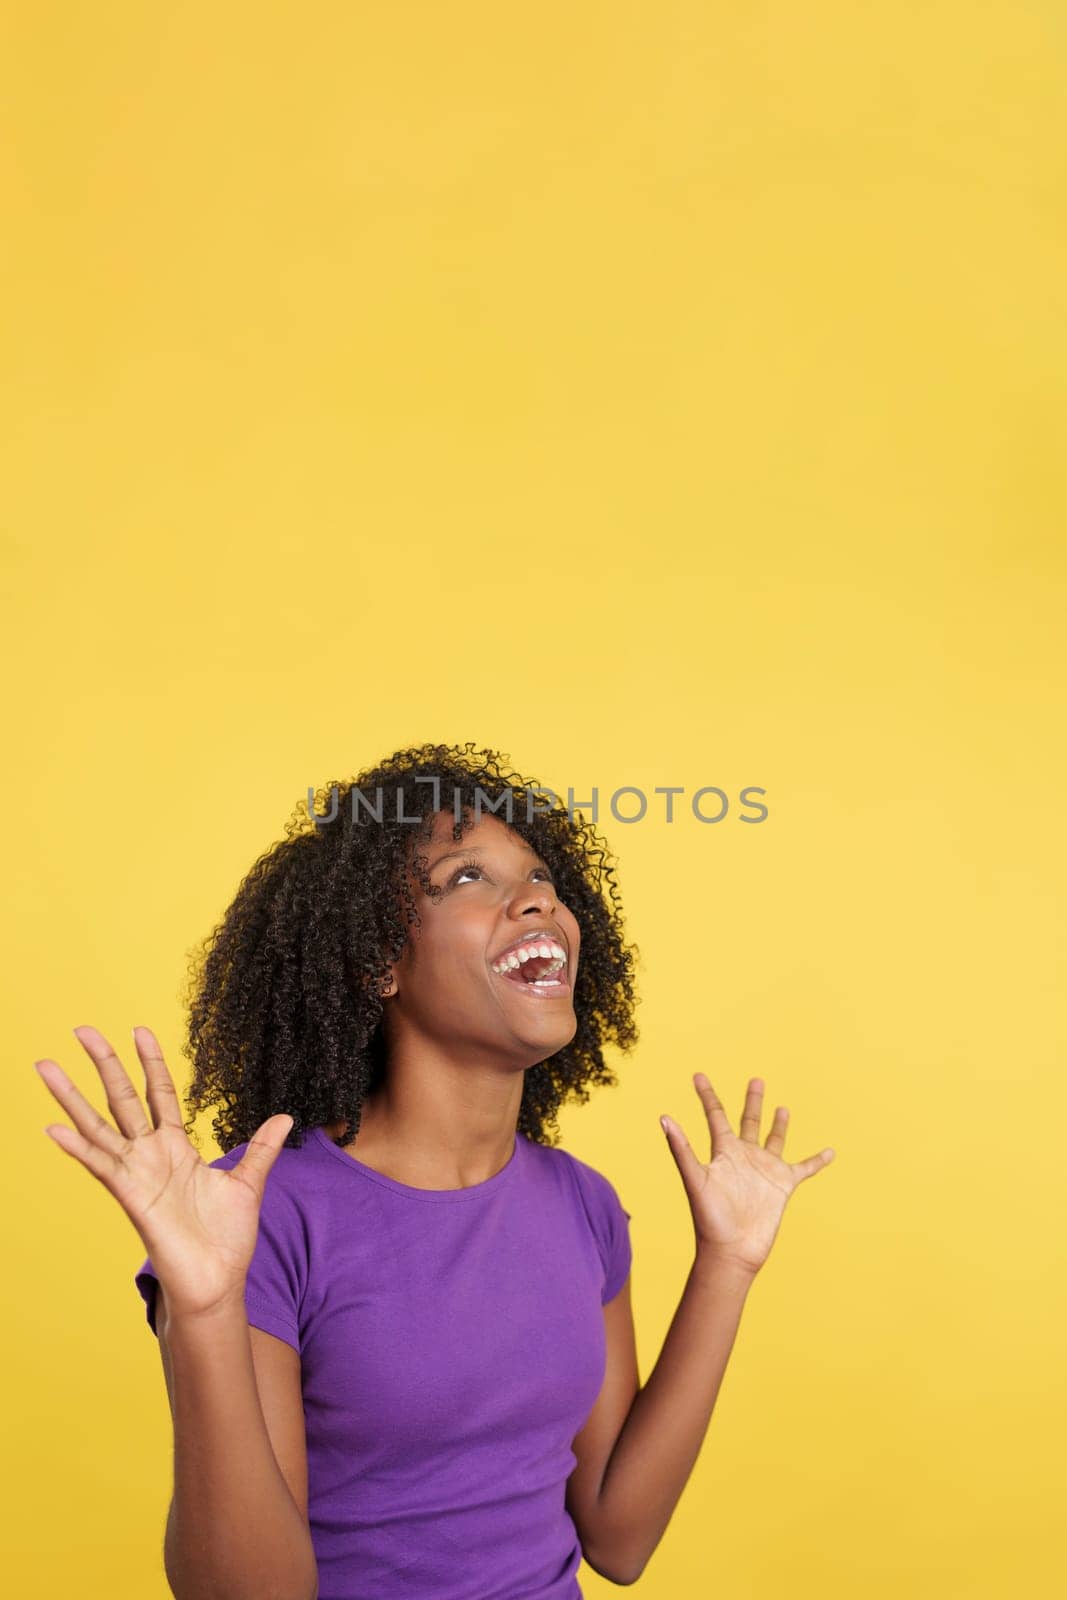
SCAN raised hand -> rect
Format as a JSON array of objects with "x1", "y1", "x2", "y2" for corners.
[
  {"x1": 35, "y1": 1024, "x2": 293, "y2": 1321},
  {"x1": 660, "y1": 1075, "x2": 835, "y2": 1275}
]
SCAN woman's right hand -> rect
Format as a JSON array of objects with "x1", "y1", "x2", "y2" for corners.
[{"x1": 35, "y1": 1024, "x2": 293, "y2": 1323}]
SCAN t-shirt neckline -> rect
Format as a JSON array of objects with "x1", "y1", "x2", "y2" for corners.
[{"x1": 309, "y1": 1124, "x2": 523, "y2": 1202}]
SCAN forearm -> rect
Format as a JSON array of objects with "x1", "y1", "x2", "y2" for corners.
[
  {"x1": 157, "y1": 1287, "x2": 318, "y2": 1600},
  {"x1": 594, "y1": 1251, "x2": 755, "y2": 1584}
]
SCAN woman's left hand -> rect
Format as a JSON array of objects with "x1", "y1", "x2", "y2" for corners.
[{"x1": 661, "y1": 1075, "x2": 835, "y2": 1276}]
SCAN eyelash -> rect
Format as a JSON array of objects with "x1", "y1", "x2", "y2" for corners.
[{"x1": 450, "y1": 857, "x2": 555, "y2": 887}]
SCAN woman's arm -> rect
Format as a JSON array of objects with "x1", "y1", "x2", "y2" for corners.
[
  {"x1": 577, "y1": 1250, "x2": 754, "y2": 1585},
  {"x1": 157, "y1": 1285, "x2": 319, "y2": 1600},
  {"x1": 579, "y1": 1073, "x2": 834, "y2": 1584},
  {"x1": 35, "y1": 1025, "x2": 316, "y2": 1600}
]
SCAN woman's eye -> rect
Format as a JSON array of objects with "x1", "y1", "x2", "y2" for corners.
[{"x1": 451, "y1": 865, "x2": 555, "y2": 886}]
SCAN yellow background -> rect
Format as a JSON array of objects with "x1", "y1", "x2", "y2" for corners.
[{"x1": 5, "y1": 3, "x2": 1065, "y2": 1595}]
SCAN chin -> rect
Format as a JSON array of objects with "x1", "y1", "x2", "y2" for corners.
[{"x1": 523, "y1": 1013, "x2": 578, "y2": 1054}]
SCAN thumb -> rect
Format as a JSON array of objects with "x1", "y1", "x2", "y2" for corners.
[{"x1": 233, "y1": 1113, "x2": 295, "y2": 1201}]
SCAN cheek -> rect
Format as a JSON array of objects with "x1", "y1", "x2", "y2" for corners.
[{"x1": 438, "y1": 937, "x2": 490, "y2": 984}]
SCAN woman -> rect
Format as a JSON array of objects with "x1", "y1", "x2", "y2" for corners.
[{"x1": 35, "y1": 742, "x2": 835, "y2": 1599}]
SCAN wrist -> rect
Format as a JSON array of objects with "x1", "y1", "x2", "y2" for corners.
[
  {"x1": 156, "y1": 1282, "x2": 249, "y2": 1338},
  {"x1": 692, "y1": 1245, "x2": 760, "y2": 1291}
]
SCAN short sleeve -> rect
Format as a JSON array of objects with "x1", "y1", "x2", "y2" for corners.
[
  {"x1": 601, "y1": 1188, "x2": 632, "y2": 1304},
  {"x1": 133, "y1": 1145, "x2": 306, "y2": 1354},
  {"x1": 567, "y1": 1156, "x2": 633, "y2": 1305}
]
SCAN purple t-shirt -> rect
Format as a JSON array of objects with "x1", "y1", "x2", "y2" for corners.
[{"x1": 134, "y1": 1126, "x2": 632, "y2": 1600}]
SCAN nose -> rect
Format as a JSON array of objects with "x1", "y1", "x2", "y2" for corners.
[{"x1": 509, "y1": 880, "x2": 557, "y2": 918}]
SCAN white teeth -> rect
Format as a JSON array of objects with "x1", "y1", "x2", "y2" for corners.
[{"x1": 491, "y1": 938, "x2": 567, "y2": 975}]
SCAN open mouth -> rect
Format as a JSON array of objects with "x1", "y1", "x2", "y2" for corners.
[{"x1": 490, "y1": 940, "x2": 572, "y2": 998}]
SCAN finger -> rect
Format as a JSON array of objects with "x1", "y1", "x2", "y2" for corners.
[
  {"x1": 231, "y1": 1114, "x2": 295, "y2": 1204},
  {"x1": 70, "y1": 1024, "x2": 153, "y2": 1141},
  {"x1": 130, "y1": 1025, "x2": 185, "y2": 1132},
  {"x1": 41, "y1": 1111, "x2": 126, "y2": 1191},
  {"x1": 692, "y1": 1073, "x2": 733, "y2": 1151},
  {"x1": 34, "y1": 1052, "x2": 129, "y2": 1158},
  {"x1": 660, "y1": 1112, "x2": 708, "y2": 1195},
  {"x1": 765, "y1": 1105, "x2": 789, "y2": 1157},
  {"x1": 790, "y1": 1147, "x2": 836, "y2": 1184},
  {"x1": 738, "y1": 1078, "x2": 764, "y2": 1144}
]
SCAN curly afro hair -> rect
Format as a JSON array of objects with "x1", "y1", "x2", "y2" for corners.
[{"x1": 180, "y1": 742, "x2": 641, "y2": 1155}]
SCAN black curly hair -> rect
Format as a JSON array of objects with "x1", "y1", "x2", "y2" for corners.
[{"x1": 179, "y1": 742, "x2": 640, "y2": 1155}]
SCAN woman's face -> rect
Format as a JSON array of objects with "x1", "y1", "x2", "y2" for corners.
[{"x1": 383, "y1": 810, "x2": 581, "y2": 1069}]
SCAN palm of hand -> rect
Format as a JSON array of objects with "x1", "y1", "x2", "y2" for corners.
[
  {"x1": 661, "y1": 1073, "x2": 835, "y2": 1274},
  {"x1": 35, "y1": 1023, "x2": 293, "y2": 1319},
  {"x1": 116, "y1": 1124, "x2": 258, "y2": 1260}
]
